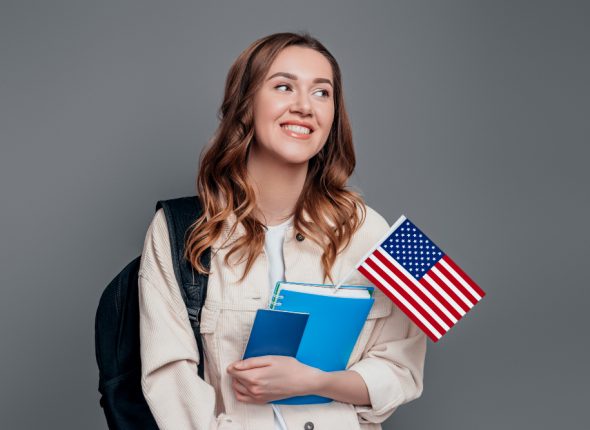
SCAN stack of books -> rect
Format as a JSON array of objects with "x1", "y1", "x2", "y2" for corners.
[{"x1": 243, "y1": 281, "x2": 375, "y2": 405}]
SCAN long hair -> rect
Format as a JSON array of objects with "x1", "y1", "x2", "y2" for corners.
[{"x1": 184, "y1": 31, "x2": 366, "y2": 284}]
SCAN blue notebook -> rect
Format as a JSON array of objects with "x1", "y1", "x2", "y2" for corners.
[
  {"x1": 243, "y1": 309, "x2": 309, "y2": 359},
  {"x1": 268, "y1": 281, "x2": 375, "y2": 405}
]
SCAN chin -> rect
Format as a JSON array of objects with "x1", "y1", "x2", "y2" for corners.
[
  {"x1": 275, "y1": 149, "x2": 317, "y2": 166},
  {"x1": 276, "y1": 156, "x2": 312, "y2": 166}
]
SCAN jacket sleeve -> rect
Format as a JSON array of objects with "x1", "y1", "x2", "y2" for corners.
[
  {"x1": 348, "y1": 292, "x2": 427, "y2": 424},
  {"x1": 138, "y1": 208, "x2": 243, "y2": 430}
]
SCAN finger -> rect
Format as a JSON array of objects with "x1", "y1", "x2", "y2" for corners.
[
  {"x1": 227, "y1": 359, "x2": 246, "y2": 370},
  {"x1": 226, "y1": 360, "x2": 244, "y2": 374},
  {"x1": 227, "y1": 363, "x2": 251, "y2": 375},
  {"x1": 235, "y1": 356, "x2": 272, "y2": 370},
  {"x1": 232, "y1": 380, "x2": 261, "y2": 404},
  {"x1": 230, "y1": 367, "x2": 263, "y2": 388},
  {"x1": 229, "y1": 368, "x2": 251, "y2": 383},
  {"x1": 232, "y1": 378, "x2": 253, "y2": 397}
]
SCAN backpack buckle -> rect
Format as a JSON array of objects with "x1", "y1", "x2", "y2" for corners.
[{"x1": 187, "y1": 307, "x2": 201, "y2": 327}]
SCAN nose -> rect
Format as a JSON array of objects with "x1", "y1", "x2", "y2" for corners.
[{"x1": 290, "y1": 92, "x2": 312, "y2": 116}]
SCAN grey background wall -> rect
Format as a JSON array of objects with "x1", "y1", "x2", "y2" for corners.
[{"x1": 1, "y1": 0, "x2": 588, "y2": 429}]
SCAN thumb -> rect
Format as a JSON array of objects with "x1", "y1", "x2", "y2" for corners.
[{"x1": 237, "y1": 356, "x2": 271, "y2": 370}]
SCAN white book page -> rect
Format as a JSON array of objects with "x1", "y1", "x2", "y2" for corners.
[{"x1": 276, "y1": 282, "x2": 371, "y2": 299}]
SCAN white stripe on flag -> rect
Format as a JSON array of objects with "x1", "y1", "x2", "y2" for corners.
[
  {"x1": 431, "y1": 266, "x2": 474, "y2": 309},
  {"x1": 439, "y1": 258, "x2": 483, "y2": 301},
  {"x1": 378, "y1": 249, "x2": 459, "y2": 324},
  {"x1": 361, "y1": 262, "x2": 442, "y2": 340},
  {"x1": 371, "y1": 250, "x2": 451, "y2": 331},
  {"x1": 421, "y1": 273, "x2": 467, "y2": 317}
]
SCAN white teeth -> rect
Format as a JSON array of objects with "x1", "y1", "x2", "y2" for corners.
[{"x1": 282, "y1": 124, "x2": 311, "y2": 135}]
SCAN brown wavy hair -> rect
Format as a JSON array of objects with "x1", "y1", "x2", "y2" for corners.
[{"x1": 184, "y1": 31, "x2": 366, "y2": 284}]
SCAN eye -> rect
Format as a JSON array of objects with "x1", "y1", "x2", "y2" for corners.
[
  {"x1": 275, "y1": 84, "x2": 291, "y2": 92},
  {"x1": 314, "y1": 89, "x2": 330, "y2": 98},
  {"x1": 274, "y1": 84, "x2": 330, "y2": 98}
]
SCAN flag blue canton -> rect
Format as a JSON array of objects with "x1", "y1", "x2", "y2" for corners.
[{"x1": 380, "y1": 219, "x2": 444, "y2": 280}]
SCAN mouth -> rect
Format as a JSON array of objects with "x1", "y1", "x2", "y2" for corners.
[
  {"x1": 280, "y1": 123, "x2": 313, "y2": 140},
  {"x1": 280, "y1": 123, "x2": 314, "y2": 135}
]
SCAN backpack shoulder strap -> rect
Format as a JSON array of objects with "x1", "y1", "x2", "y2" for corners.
[{"x1": 155, "y1": 195, "x2": 210, "y2": 378}]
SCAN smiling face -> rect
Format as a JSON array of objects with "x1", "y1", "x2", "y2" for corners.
[{"x1": 250, "y1": 45, "x2": 335, "y2": 166}]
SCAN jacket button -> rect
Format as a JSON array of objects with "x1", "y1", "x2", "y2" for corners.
[
  {"x1": 296, "y1": 233, "x2": 305, "y2": 242},
  {"x1": 304, "y1": 422, "x2": 314, "y2": 430}
]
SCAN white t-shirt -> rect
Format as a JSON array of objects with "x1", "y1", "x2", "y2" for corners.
[{"x1": 263, "y1": 216, "x2": 293, "y2": 430}]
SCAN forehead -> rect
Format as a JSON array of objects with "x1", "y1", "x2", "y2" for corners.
[{"x1": 266, "y1": 46, "x2": 333, "y2": 81}]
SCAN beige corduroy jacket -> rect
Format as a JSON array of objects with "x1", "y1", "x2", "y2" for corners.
[{"x1": 138, "y1": 204, "x2": 427, "y2": 430}]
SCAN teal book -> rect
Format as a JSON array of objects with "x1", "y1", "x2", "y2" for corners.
[{"x1": 268, "y1": 281, "x2": 374, "y2": 405}]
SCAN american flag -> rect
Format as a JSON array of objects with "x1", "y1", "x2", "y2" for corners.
[{"x1": 356, "y1": 215, "x2": 485, "y2": 342}]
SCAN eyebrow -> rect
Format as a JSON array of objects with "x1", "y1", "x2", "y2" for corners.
[{"x1": 267, "y1": 72, "x2": 333, "y2": 88}]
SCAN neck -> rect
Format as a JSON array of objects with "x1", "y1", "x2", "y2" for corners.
[{"x1": 246, "y1": 145, "x2": 308, "y2": 226}]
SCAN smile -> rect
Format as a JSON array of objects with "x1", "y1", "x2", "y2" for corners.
[{"x1": 281, "y1": 124, "x2": 312, "y2": 140}]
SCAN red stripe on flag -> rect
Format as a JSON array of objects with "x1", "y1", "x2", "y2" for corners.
[
  {"x1": 365, "y1": 255, "x2": 446, "y2": 336},
  {"x1": 373, "y1": 250, "x2": 454, "y2": 329},
  {"x1": 417, "y1": 276, "x2": 463, "y2": 321},
  {"x1": 435, "y1": 261, "x2": 478, "y2": 307},
  {"x1": 416, "y1": 272, "x2": 462, "y2": 322},
  {"x1": 427, "y1": 269, "x2": 471, "y2": 314},
  {"x1": 358, "y1": 264, "x2": 441, "y2": 342},
  {"x1": 442, "y1": 255, "x2": 486, "y2": 299}
]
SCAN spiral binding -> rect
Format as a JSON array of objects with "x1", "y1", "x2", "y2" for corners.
[{"x1": 271, "y1": 294, "x2": 284, "y2": 308}]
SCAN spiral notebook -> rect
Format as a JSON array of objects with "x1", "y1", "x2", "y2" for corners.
[{"x1": 268, "y1": 281, "x2": 375, "y2": 405}]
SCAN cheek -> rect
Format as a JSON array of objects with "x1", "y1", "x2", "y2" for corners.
[
  {"x1": 320, "y1": 102, "x2": 335, "y2": 126},
  {"x1": 253, "y1": 106, "x2": 275, "y2": 141},
  {"x1": 257, "y1": 93, "x2": 289, "y2": 120},
  {"x1": 319, "y1": 109, "x2": 335, "y2": 138}
]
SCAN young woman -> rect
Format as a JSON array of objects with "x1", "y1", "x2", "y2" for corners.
[{"x1": 138, "y1": 32, "x2": 427, "y2": 430}]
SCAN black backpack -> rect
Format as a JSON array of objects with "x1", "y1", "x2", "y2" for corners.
[{"x1": 95, "y1": 196, "x2": 211, "y2": 429}]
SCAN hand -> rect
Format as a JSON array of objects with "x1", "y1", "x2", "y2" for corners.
[{"x1": 226, "y1": 356, "x2": 323, "y2": 404}]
